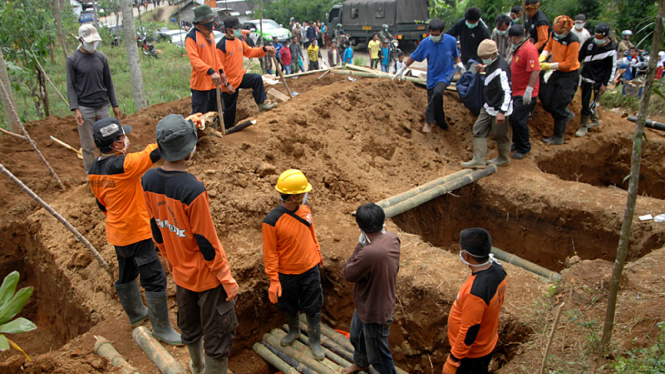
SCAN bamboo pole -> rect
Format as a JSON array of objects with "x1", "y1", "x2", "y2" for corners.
[
  {"x1": 332, "y1": 69, "x2": 427, "y2": 86},
  {"x1": 94, "y1": 336, "x2": 140, "y2": 374},
  {"x1": 254, "y1": 343, "x2": 302, "y2": 374},
  {"x1": 299, "y1": 314, "x2": 355, "y2": 352},
  {"x1": 263, "y1": 333, "x2": 337, "y2": 374},
  {"x1": 283, "y1": 67, "x2": 330, "y2": 78},
  {"x1": 272, "y1": 55, "x2": 294, "y2": 98},
  {"x1": 28, "y1": 50, "x2": 69, "y2": 107},
  {"x1": 261, "y1": 342, "x2": 315, "y2": 374},
  {"x1": 299, "y1": 321, "x2": 355, "y2": 363},
  {"x1": 271, "y1": 329, "x2": 344, "y2": 373},
  {"x1": 374, "y1": 169, "x2": 474, "y2": 209},
  {"x1": 539, "y1": 303, "x2": 565, "y2": 374},
  {"x1": 0, "y1": 127, "x2": 27, "y2": 141},
  {"x1": 0, "y1": 163, "x2": 111, "y2": 274},
  {"x1": 285, "y1": 325, "x2": 351, "y2": 367},
  {"x1": 133, "y1": 326, "x2": 186, "y2": 374},
  {"x1": 317, "y1": 70, "x2": 332, "y2": 80},
  {"x1": 0, "y1": 79, "x2": 65, "y2": 190}
]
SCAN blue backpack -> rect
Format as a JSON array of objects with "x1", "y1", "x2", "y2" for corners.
[{"x1": 456, "y1": 59, "x2": 485, "y2": 116}]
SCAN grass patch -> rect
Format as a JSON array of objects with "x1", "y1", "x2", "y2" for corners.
[{"x1": 599, "y1": 84, "x2": 665, "y2": 114}]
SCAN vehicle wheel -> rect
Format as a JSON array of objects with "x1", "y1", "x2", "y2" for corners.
[{"x1": 151, "y1": 49, "x2": 158, "y2": 59}]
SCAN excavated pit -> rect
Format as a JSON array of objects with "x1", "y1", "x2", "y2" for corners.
[
  {"x1": 537, "y1": 134, "x2": 665, "y2": 199},
  {"x1": 389, "y1": 184, "x2": 665, "y2": 272},
  {"x1": 0, "y1": 224, "x2": 92, "y2": 361}
]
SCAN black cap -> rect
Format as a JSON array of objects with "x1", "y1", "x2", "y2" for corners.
[
  {"x1": 575, "y1": 14, "x2": 586, "y2": 22},
  {"x1": 224, "y1": 16, "x2": 241, "y2": 29},
  {"x1": 93, "y1": 118, "x2": 132, "y2": 148},
  {"x1": 595, "y1": 23, "x2": 610, "y2": 37},
  {"x1": 508, "y1": 24, "x2": 525, "y2": 37}
]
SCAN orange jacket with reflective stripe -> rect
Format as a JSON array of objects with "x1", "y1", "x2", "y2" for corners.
[
  {"x1": 216, "y1": 37, "x2": 267, "y2": 91},
  {"x1": 186, "y1": 28, "x2": 223, "y2": 91},
  {"x1": 262, "y1": 204, "x2": 322, "y2": 283},
  {"x1": 87, "y1": 143, "x2": 160, "y2": 246},
  {"x1": 142, "y1": 169, "x2": 236, "y2": 293},
  {"x1": 448, "y1": 262, "x2": 507, "y2": 360},
  {"x1": 544, "y1": 33, "x2": 581, "y2": 73}
]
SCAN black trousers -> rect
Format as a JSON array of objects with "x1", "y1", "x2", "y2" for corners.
[
  {"x1": 580, "y1": 80, "x2": 600, "y2": 116},
  {"x1": 115, "y1": 239, "x2": 166, "y2": 293},
  {"x1": 457, "y1": 351, "x2": 493, "y2": 374},
  {"x1": 191, "y1": 88, "x2": 219, "y2": 115},
  {"x1": 426, "y1": 81, "x2": 449, "y2": 130},
  {"x1": 539, "y1": 69, "x2": 579, "y2": 121},
  {"x1": 221, "y1": 73, "x2": 267, "y2": 129},
  {"x1": 309, "y1": 60, "x2": 320, "y2": 71},
  {"x1": 176, "y1": 284, "x2": 237, "y2": 359},
  {"x1": 510, "y1": 96, "x2": 536, "y2": 154},
  {"x1": 276, "y1": 265, "x2": 324, "y2": 315}
]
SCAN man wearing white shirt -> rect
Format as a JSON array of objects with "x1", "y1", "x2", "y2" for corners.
[{"x1": 571, "y1": 14, "x2": 591, "y2": 49}]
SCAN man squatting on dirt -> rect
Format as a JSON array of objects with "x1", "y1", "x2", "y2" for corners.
[
  {"x1": 87, "y1": 118, "x2": 182, "y2": 346},
  {"x1": 142, "y1": 114, "x2": 239, "y2": 374}
]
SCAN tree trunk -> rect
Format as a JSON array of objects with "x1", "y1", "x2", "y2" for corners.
[
  {"x1": 54, "y1": 0, "x2": 68, "y2": 60},
  {"x1": 92, "y1": 0, "x2": 100, "y2": 29},
  {"x1": 0, "y1": 49, "x2": 20, "y2": 132},
  {"x1": 599, "y1": 0, "x2": 665, "y2": 356},
  {"x1": 36, "y1": 68, "x2": 50, "y2": 117},
  {"x1": 121, "y1": 0, "x2": 148, "y2": 110}
]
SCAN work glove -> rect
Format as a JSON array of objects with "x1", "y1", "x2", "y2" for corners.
[
  {"x1": 540, "y1": 62, "x2": 551, "y2": 71},
  {"x1": 539, "y1": 53, "x2": 547, "y2": 62},
  {"x1": 456, "y1": 62, "x2": 466, "y2": 74},
  {"x1": 393, "y1": 65, "x2": 407, "y2": 81},
  {"x1": 269, "y1": 281, "x2": 282, "y2": 304},
  {"x1": 523, "y1": 86, "x2": 534, "y2": 105},
  {"x1": 442, "y1": 355, "x2": 460, "y2": 374}
]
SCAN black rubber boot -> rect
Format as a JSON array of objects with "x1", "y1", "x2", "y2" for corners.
[
  {"x1": 114, "y1": 279, "x2": 149, "y2": 326},
  {"x1": 281, "y1": 312, "x2": 301, "y2": 346},
  {"x1": 306, "y1": 313, "x2": 326, "y2": 361},
  {"x1": 205, "y1": 355, "x2": 228, "y2": 374},
  {"x1": 145, "y1": 291, "x2": 183, "y2": 346},
  {"x1": 187, "y1": 339, "x2": 205, "y2": 374}
]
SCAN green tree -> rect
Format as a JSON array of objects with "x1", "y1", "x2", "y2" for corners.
[{"x1": 262, "y1": 0, "x2": 343, "y2": 26}]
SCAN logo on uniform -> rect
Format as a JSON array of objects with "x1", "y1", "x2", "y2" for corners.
[
  {"x1": 529, "y1": 59, "x2": 535, "y2": 68},
  {"x1": 155, "y1": 218, "x2": 187, "y2": 238},
  {"x1": 306, "y1": 213, "x2": 312, "y2": 224},
  {"x1": 471, "y1": 33, "x2": 475, "y2": 38},
  {"x1": 588, "y1": 44, "x2": 594, "y2": 51}
]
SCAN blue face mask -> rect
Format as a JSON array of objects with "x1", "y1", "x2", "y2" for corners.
[
  {"x1": 594, "y1": 37, "x2": 606, "y2": 45},
  {"x1": 554, "y1": 32, "x2": 566, "y2": 40},
  {"x1": 466, "y1": 21, "x2": 478, "y2": 29},
  {"x1": 430, "y1": 35, "x2": 442, "y2": 43},
  {"x1": 233, "y1": 29, "x2": 243, "y2": 38},
  {"x1": 482, "y1": 57, "x2": 495, "y2": 65},
  {"x1": 497, "y1": 29, "x2": 507, "y2": 36}
]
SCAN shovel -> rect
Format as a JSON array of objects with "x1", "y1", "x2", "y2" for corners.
[{"x1": 50, "y1": 136, "x2": 83, "y2": 159}]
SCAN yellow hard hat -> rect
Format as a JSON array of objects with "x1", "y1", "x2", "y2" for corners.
[{"x1": 275, "y1": 169, "x2": 313, "y2": 194}]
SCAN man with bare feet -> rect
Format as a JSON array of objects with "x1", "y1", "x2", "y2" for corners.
[{"x1": 342, "y1": 203, "x2": 400, "y2": 374}]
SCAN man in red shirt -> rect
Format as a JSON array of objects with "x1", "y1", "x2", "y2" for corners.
[
  {"x1": 262, "y1": 170, "x2": 325, "y2": 360},
  {"x1": 508, "y1": 25, "x2": 540, "y2": 160},
  {"x1": 443, "y1": 228, "x2": 506, "y2": 374}
]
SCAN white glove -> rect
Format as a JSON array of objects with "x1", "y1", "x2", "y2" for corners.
[
  {"x1": 523, "y1": 86, "x2": 534, "y2": 105},
  {"x1": 393, "y1": 65, "x2": 407, "y2": 81},
  {"x1": 456, "y1": 62, "x2": 466, "y2": 74}
]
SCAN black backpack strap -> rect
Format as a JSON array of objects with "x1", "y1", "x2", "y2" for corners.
[{"x1": 278, "y1": 206, "x2": 311, "y2": 228}]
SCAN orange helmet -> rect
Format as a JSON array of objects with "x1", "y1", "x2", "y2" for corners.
[
  {"x1": 553, "y1": 15, "x2": 574, "y2": 34},
  {"x1": 275, "y1": 169, "x2": 313, "y2": 194}
]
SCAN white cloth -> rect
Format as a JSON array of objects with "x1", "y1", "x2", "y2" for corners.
[{"x1": 571, "y1": 28, "x2": 591, "y2": 49}]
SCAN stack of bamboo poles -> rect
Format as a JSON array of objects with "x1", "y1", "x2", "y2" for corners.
[{"x1": 253, "y1": 315, "x2": 409, "y2": 374}]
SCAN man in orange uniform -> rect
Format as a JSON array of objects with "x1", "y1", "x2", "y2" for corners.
[
  {"x1": 87, "y1": 118, "x2": 181, "y2": 346},
  {"x1": 262, "y1": 169, "x2": 325, "y2": 360},
  {"x1": 539, "y1": 15, "x2": 580, "y2": 145},
  {"x1": 216, "y1": 16, "x2": 277, "y2": 129},
  {"x1": 524, "y1": 0, "x2": 550, "y2": 53},
  {"x1": 142, "y1": 114, "x2": 239, "y2": 374},
  {"x1": 443, "y1": 228, "x2": 507, "y2": 374},
  {"x1": 186, "y1": 5, "x2": 230, "y2": 117}
]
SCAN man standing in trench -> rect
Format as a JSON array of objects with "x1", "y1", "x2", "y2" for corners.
[
  {"x1": 66, "y1": 24, "x2": 122, "y2": 174},
  {"x1": 395, "y1": 18, "x2": 461, "y2": 133},
  {"x1": 87, "y1": 118, "x2": 182, "y2": 346},
  {"x1": 342, "y1": 203, "x2": 400, "y2": 374},
  {"x1": 262, "y1": 170, "x2": 326, "y2": 361}
]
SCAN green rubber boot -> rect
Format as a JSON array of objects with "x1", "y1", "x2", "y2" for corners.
[
  {"x1": 487, "y1": 142, "x2": 511, "y2": 166},
  {"x1": 460, "y1": 138, "x2": 488, "y2": 169},
  {"x1": 575, "y1": 114, "x2": 591, "y2": 137}
]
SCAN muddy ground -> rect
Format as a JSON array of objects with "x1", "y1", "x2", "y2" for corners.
[{"x1": 1, "y1": 72, "x2": 665, "y2": 373}]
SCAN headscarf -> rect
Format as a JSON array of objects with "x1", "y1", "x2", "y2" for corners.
[{"x1": 553, "y1": 15, "x2": 574, "y2": 34}]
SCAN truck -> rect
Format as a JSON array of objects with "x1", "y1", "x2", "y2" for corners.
[{"x1": 327, "y1": 0, "x2": 430, "y2": 48}]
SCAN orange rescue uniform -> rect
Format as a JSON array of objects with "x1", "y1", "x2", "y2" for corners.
[
  {"x1": 142, "y1": 169, "x2": 236, "y2": 293},
  {"x1": 544, "y1": 35, "x2": 580, "y2": 72},
  {"x1": 216, "y1": 37, "x2": 267, "y2": 91},
  {"x1": 262, "y1": 204, "x2": 323, "y2": 284},
  {"x1": 88, "y1": 143, "x2": 160, "y2": 246},
  {"x1": 186, "y1": 28, "x2": 224, "y2": 91},
  {"x1": 448, "y1": 262, "x2": 507, "y2": 360}
]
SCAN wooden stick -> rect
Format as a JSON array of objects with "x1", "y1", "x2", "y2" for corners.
[
  {"x1": 317, "y1": 69, "x2": 332, "y2": 80},
  {"x1": 215, "y1": 85, "x2": 225, "y2": 135},
  {"x1": 540, "y1": 303, "x2": 565, "y2": 374},
  {"x1": 28, "y1": 49, "x2": 69, "y2": 107},
  {"x1": 50, "y1": 136, "x2": 83, "y2": 159},
  {"x1": 282, "y1": 67, "x2": 329, "y2": 78},
  {"x1": 0, "y1": 78, "x2": 65, "y2": 190},
  {"x1": 272, "y1": 55, "x2": 293, "y2": 98},
  {"x1": 0, "y1": 163, "x2": 111, "y2": 275},
  {"x1": 0, "y1": 127, "x2": 27, "y2": 141}
]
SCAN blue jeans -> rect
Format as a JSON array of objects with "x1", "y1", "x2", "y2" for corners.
[
  {"x1": 381, "y1": 64, "x2": 389, "y2": 73},
  {"x1": 349, "y1": 310, "x2": 397, "y2": 374},
  {"x1": 284, "y1": 64, "x2": 292, "y2": 75}
]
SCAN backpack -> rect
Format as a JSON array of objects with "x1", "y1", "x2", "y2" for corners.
[{"x1": 456, "y1": 59, "x2": 485, "y2": 116}]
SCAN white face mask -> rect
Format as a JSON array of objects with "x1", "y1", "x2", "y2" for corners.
[
  {"x1": 117, "y1": 135, "x2": 129, "y2": 155},
  {"x1": 187, "y1": 145, "x2": 196, "y2": 160},
  {"x1": 358, "y1": 223, "x2": 386, "y2": 247},
  {"x1": 574, "y1": 22, "x2": 585, "y2": 31},
  {"x1": 459, "y1": 250, "x2": 499, "y2": 268},
  {"x1": 82, "y1": 40, "x2": 99, "y2": 52}
]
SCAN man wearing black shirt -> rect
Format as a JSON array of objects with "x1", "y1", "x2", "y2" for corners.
[{"x1": 446, "y1": 7, "x2": 491, "y2": 65}]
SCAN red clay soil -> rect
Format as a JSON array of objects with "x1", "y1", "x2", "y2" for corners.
[{"x1": 0, "y1": 73, "x2": 665, "y2": 373}]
